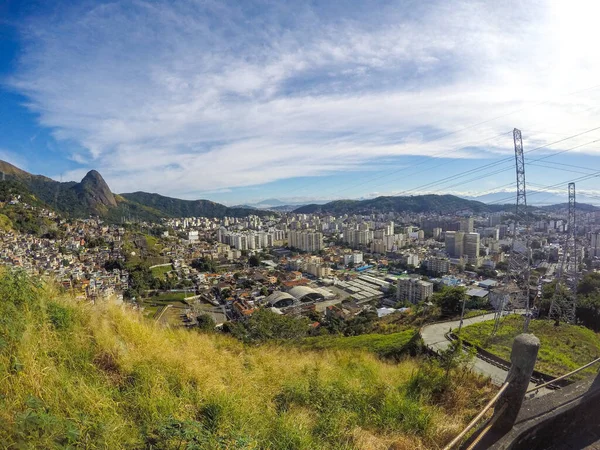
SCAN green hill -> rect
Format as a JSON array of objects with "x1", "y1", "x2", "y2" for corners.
[
  {"x1": 294, "y1": 194, "x2": 510, "y2": 215},
  {"x1": 0, "y1": 270, "x2": 494, "y2": 449},
  {"x1": 120, "y1": 191, "x2": 273, "y2": 219},
  {"x1": 460, "y1": 315, "x2": 600, "y2": 378},
  {"x1": 0, "y1": 160, "x2": 269, "y2": 221}
]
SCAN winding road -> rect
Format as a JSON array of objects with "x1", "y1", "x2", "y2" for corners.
[{"x1": 421, "y1": 312, "x2": 551, "y2": 395}]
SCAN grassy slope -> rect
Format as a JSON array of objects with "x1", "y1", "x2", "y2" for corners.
[
  {"x1": 0, "y1": 272, "x2": 494, "y2": 450},
  {"x1": 460, "y1": 316, "x2": 600, "y2": 377},
  {"x1": 0, "y1": 213, "x2": 13, "y2": 232},
  {"x1": 150, "y1": 265, "x2": 173, "y2": 280},
  {"x1": 299, "y1": 330, "x2": 418, "y2": 359}
]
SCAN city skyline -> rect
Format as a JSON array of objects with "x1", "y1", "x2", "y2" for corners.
[{"x1": 2, "y1": 0, "x2": 600, "y2": 205}]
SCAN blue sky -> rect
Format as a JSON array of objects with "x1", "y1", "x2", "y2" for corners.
[{"x1": 2, "y1": 0, "x2": 600, "y2": 205}]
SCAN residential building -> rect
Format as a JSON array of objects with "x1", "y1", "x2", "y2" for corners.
[
  {"x1": 343, "y1": 252, "x2": 363, "y2": 266},
  {"x1": 397, "y1": 277, "x2": 433, "y2": 304},
  {"x1": 460, "y1": 217, "x2": 474, "y2": 233},
  {"x1": 288, "y1": 230, "x2": 324, "y2": 252},
  {"x1": 426, "y1": 257, "x2": 450, "y2": 275}
]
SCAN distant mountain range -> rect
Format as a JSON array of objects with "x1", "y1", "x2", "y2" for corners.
[
  {"x1": 3, "y1": 160, "x2": 596, "y2": 221},
  {"x1": 233, "y1": 198, "x2": 329, "y2": 211},
  {"x1": 0, "y1": 161, "x2": 271, "y2": 221},
  {"x1": 293, "y1": 194, "x2": 513, "y2": 215}
]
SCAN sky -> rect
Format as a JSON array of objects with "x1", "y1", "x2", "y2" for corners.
[{"x1": 1, "y1": 0, "x2": 600, "y2": 206}]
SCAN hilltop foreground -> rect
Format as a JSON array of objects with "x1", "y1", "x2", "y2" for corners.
[{"x1": 0, "y1": 271, "x2": 493, "y2": 449}]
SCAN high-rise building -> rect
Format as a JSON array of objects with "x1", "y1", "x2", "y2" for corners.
[
  {"x1": 288, "y1": 230, "x2": 324, "y2": 252},
  {"x1": 489, "y1": 215, "x2": 503, "y2": 227},
  {"x1": 343, "y1": 252, "x2": 363, "y2": 266},
  {"x1": 481, "y1": 227, "x2": 500, "y2": 240},
  {"x1": 343, "y1": 227, "x2": 374, "y2": 248},
  {"x1": 445, "y1": 231, "x2": 481, "y2": 266},
  {"x1": 371, "y1": 239, "x2": 386, "y2": 254},
  {"x1": 464, "y1": 232, "x2": 481, "y2": 266},
  {"x1": 397, "y1": 278, "x2": 433, "y2": 304},
  {"x1": 426, "y1": 257, "x2": 450, "y2": 275},
  {"x1": 445, "y1": 231, "x2": 465, "y2": 258},
  {"x1": 591, "y1": 232, "x2": 600, "y2": 257},
  {"x1": 459, "y1": 217, "x2": 474, "y2": 233}
]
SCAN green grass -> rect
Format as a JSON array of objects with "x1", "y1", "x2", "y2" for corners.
[
  {"x1": 460, "y1": 315, "x2": 600, "y2": 378},
  {"x1": 0, "y1": 213, "x2": 13, "y2": 232},
  {"x1": 150, "y1": 264, "x2": 173, "y2": 280},
  {"x1": 148, "y1": 292, "x2": 188, "y2": 303},
  {"x1": 300, "y1": 329, "x2": 418, "y2": 359},
  {"x1": 463, "y1": 309, "x2": 490, "y2": 319},
  {"x1": 0, "y1": 270, "x2": 495, "y2": 449}
]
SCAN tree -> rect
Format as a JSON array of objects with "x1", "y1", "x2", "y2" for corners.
[
  {"x1": 104, "y1": 259, "x2": 125, "y2": 271},
  {"x1": 191, "y1": 257, "x2": 218, "y2": 273},
  {"x1": 439, "y1": 338, "x2": 475, "y2": 378},
  {"x1": 196, "y1": 313, "x2": 216, "y2": 331},
  {"x1": 433, "y1": 286, "x2": 467, "y2": 317},
  {"x1": 248, "y1": 254, "x2": 261, "y2": 267},
  {"x1": 228, "y1": 309, "x2": 309, "y2": 343},
  {"x1": 578, "y1": 272, "x2": 600, "y2": 296},
  {"x1": 387, "y1": 284, "x2": 397, "y2": 298}
]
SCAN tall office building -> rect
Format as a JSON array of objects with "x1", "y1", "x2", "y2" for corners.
[
  {"x1": 464, "y1": 232, "x2": 481, "y2": 266},
  {"x1": 445, "y1": 231, "x2": 481, "y2": 266},
  {"x1": 459, "y1": 217, "x2": 474, "y2": 233},
  {"x1": 445, "y1": 231, "x2": 465, "y2": 258},
  {"x1": 591, "y1": 232, "x2": 600, "y2": 257}
]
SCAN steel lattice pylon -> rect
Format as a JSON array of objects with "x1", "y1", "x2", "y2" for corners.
[
  {"x1": 549, "y1": 183, "x2": 578, "y2": 325},
  {"x1": 492, "y1": 129, "x2": 532, "y2": 334}
]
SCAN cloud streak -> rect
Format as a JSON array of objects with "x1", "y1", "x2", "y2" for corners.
[{"x1": 6, "y1": 0, "x2": 600, "y2": 198}]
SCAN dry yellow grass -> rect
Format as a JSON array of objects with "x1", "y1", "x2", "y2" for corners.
[{"x1": 0, "y1": 271, "x2": 494, "y2": 449}]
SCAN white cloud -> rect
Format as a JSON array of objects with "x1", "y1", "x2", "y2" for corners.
[{"x1": 7, "y1": 0, "x2": 600, "y2": 198}]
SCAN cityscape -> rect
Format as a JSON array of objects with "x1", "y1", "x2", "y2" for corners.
[{"x1": 2, "y1": 0, "x2": 600, "y2": 449}]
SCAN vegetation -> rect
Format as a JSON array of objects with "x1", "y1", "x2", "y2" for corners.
[
  {"x1": 248, "y1": 254, "x2": 261, "y2": 267},
  {"x1": 120, "y1": 191, "x2": 271, "y2": 219},
  {"x1": 460, "y1": 315, "x2": 600, "y2": 377},
  {"x1": 0, "y1": 213, "x2": 13, "y2": 232},
  {"x1": 227, "y1": 309, "x2": 311, "y2": 343},
  {"x1": 0, "y1": 161, "x2": 268, "y2": 222},
  {"x1": 150, "y1": 264, "x2": 173, "y2": 280},
  {"x1": 191, "y1": 257, "x2": 219, "y2": 273},
  {"x1": 432, "y1": 286, "x2": 468, "y2": 317},
  {"x1": 196, "y1": 313, "x2": 216, "y2": 331},
  {"x1": 0, "y1": 270, "x2": 496, "y2": 449},
  {"x1": 300, "y1": 329, "x2": 419, "y2": 360},
  {"x1": 294, "y1": 194, "x2": 509, "y2": 215}
]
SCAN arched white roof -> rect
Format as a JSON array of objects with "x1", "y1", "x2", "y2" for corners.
[
  {"x1": 288, "y1": 286, "x2": 324, "y2": 301},
  {"x1": 265, "y1": 291, "x2": 295, "y2": 306}
]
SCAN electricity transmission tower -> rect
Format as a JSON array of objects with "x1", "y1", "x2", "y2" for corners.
[
  {"x1": 549, "y1": 183, "x2": 578, "y2": 325},
  {"x1": 492, "y1": 129, "x2": 532, "y2": 334}
]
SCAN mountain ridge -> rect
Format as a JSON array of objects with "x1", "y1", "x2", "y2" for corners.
[
  {"x1": 0, "y1": 160, "x2": 269, "y2": 221},
  {"x1": 293, "y1": 194, "x2": 512, "y2": 214}
]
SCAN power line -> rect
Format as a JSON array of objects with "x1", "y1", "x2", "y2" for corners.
[
  {"x1": 429, "y1": 137, "x2": 600, "y2": 196},
  {"x1": 374, "y1": 127, "x2": 600, "y2": 199},
  {"x1": 274, "y1": 83, "x2": 600, "y2": 201}
]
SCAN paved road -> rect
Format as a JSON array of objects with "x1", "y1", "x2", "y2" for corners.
[{"x1": 421, "y1": 312, "x2": 550, "y2": 395}]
